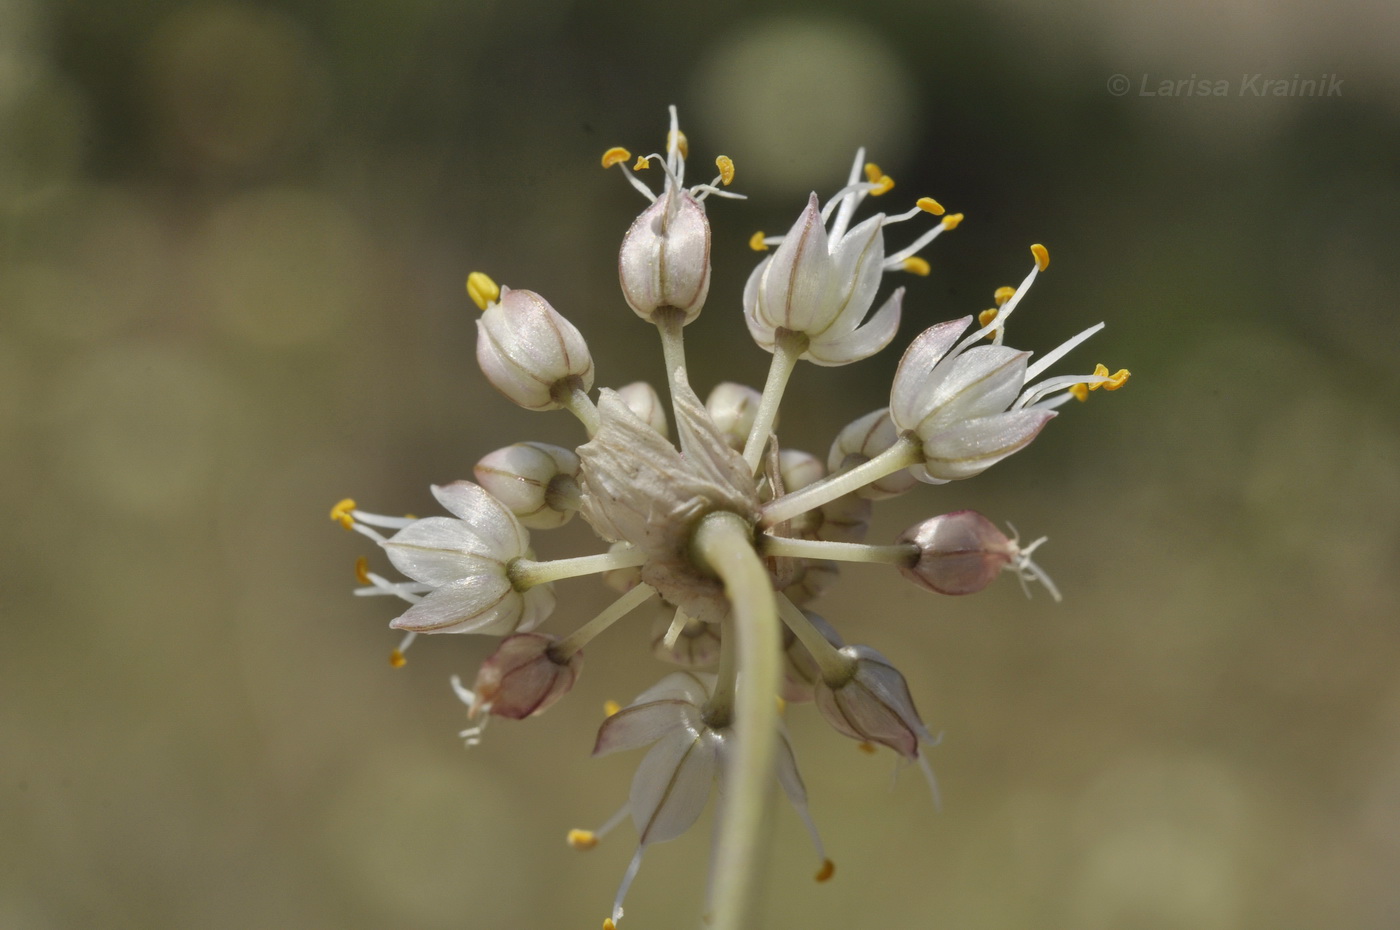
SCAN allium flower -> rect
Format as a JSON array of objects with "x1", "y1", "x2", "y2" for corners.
[{"x1": 331, "y1": 106, "x2": 1129, "y2": 930}]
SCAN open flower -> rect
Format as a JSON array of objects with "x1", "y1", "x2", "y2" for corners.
[{"x1": 374, "y1": 481, "x2": 556, "y2": 634}]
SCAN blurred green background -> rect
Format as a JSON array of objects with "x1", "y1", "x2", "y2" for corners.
[{"x1": 4, "y1": 0, "x2": 1399, "y2": 927}]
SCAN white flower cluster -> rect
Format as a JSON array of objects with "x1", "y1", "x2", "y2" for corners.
[{"x1": 331, "y1": 107, "x2": 1128, "y2": 930}]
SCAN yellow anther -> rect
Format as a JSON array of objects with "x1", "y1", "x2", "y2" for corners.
[
  {"x1": 864, "y1": 162, "x2": 883, "y2": 183},
  {"x1": 667, "y1": 129, "x2": 689, "y2": 160},
  {"x1": 994, "y1": 285, "x2": 1016, "y2": 306},
  {"x1": 603, "y1": 920, "x2": 617, "y2": 930},
  {"x1": 775, "y1": 696, "x2": 787, "y2": 715},
  {"x1": 869, "y1": 174, "x2": 895, "y2": 196},
  {"x1": 902, "y1": 256, "x2": 931, "y2": 277},
  {"x1": 815, "y1": 858, "x2": 836, "y2": 883},
  {"x1": 857, "y1": 741, "x2": 877, "y2": 755},
  {"x1": 1103, "y1": 368, "x2": 1131, "y2": 390},
  {"x1": 1069, "y1": 383, "x2": 1090, "y2": 402},
  {"x1": 600, "y1": 146, "x2": 631, "y2": 169},
  {"x1": 978, "y1": 308, "x2": 999, "y2": 329},
  {"x1": 466, "y1": 271, "x2": 500, "y2": 311},
  {"x1": 1088, "y1": 363, "x2": 1110, "y2": 386},
  {"x1": 567, "y1": 828, "x2": 599, "y2": 850},
  {"x1": 917, "y1": 196, "x2": 945, "y2": 216},
  {"x1": 388, "y1": 649, "x2": 407, "y2": 668},
  {"x1": 1030, "y1": 243, "x2": 1049, "y2": 272},
  {"x1": 632, "y1": 155, "x2": 650, "y2": 171},
  {"x1": 403, "y1": 513, "x2": 417, "y2": 520},
  {"x1": 603, "y1": 699, "x2": 622, "y2": 717},
  {"x1": 940, "y1": 212, "x2": 964, "y2": 229},
  {"x1": 748, "y1": 231, "x2": 769, "y2": 252},
  {"x1": 330, "y1": 498, "x2": 356, "y2": 530},
  {"x1": 715, "y1": 155, "x2": 735, "y2": 186},
  {"x1": 354, "y1": 557, "x2": 371, "y2": 585}
]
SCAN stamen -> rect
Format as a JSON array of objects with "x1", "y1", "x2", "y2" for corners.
[
  {"x1": 466, "y1": 271, "x2": 500, "y2": 311},
  {"x1": 994, "y1": 285, "x2": 1016, "y2": 306},
  {"x1": 857, "y1": 742, "x2": 877, "y2": 754},
  {"x1": 450, "y1": 674, "x2": 490, "y2": 746},
  {"x1": 330, "y1": 498, "x2": 355, "y2": 529},
  {"x1": 668, "y1": 128, "x2": 689, "y2": 160},
  {"x1": 567, "y1": 829, "x2": 599, "y2": 850},
  {"x1": 916, "y1": 196, "x2": 945, "y2": 216},
  {"x1": 863, "y1": 162, "x2": 883, "y2": 183},
  {"x1": 603, "y1": 699, "x2": 622, "y2": 717},
  {"x1": 978, "y1": 308, "x2": 999, "y2": 330},
  {"x1": 1022, "y1": 322, "x2": 1106, "y2": 384},
  {"x1": 715, "y1": 155, "x2": 735, "y2": 186},
  {"x1": 1031, "y1": 243, "x2": 1049, "y2": 271},
  {"x1": 1069, "y1": 383, "x2": 1089, "y2": 402},
  {"x1": 601, "y1": 147, "x2": 631, "y2": 169},
  {"x1": 941, "y1": 212, "x2": 964, "y2": 229},
  {"x1": 389, "y1": 648, "x2": 407, "y2": 668},
  {"x1": 902, "y1": 257, "x2": 931, "y2": 276},
  {"x1": 869, "y1": 174, "x2": 895, "y2": 196},
  {"x1": 632, "y1": 155, "x2": 650, "y2": 170},
  {"x1": 815, "y1": 859, "x2": 836, "y2": 883},
  {"x1": 1102, "y1": 367, "x2": 1131, "y2": 390},
  {"x1": 748, "y1": 231, "x2": 768, "y2": 252},
  {"x1": 354, "y1": 556, "x2": 371, "y2": 585}
]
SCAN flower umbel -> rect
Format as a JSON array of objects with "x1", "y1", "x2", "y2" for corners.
[{"x1": 332, "y1": 107, "x2": 1129, "y2": 929}]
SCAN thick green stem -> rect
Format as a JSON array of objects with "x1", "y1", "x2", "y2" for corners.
[
  {"x1": 760, "y1": 435, "x2": 922, "y2": 528},
  {"x1": 690, "y1": 512, "x2": 781, "y2": 930},
  {"x1": 741, "y1": 330, "x2": 807, "y2": 474}
]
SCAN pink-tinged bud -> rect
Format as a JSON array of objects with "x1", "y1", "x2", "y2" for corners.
[
  {"x1": 897, "y1": 510, "x2": 1060, "y2": 599},
  {"x1": 618, "y1": 190, "x2": 711, "y2": 323},
  {"x1": 475, "y1": 287, "x2": 594, "y2": 410},
  {"x1": 474, "y1": 442, "x2": 581, "y2": 530},
  {"x1": 472, "y1": 632, "x2": 581, "y2": 720},
  {"x1": 814, "y1": 645, "x2": 933, "y2": 760},
  {"x1": 896, "y1": 510, "x2": 1011, "y2": 595}
]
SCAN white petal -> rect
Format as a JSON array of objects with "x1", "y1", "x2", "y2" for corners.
[
  {"x1": 915, "y1": 345, "x2": 1029, "y2": 433},
  {"x1": 630, "y1": 727, "x2": 721, "y2": 845},
  {"x1": 383, "y1": 516, "x2": 500, "y2": 585},
  {"x1": 515, "y1": 583, "x2": 556, "y2": 632},
  {"x1": 592, "y1": 700, "x2": 696, "y2": 756},
  {"x1": 758, "y1": 193, "x2": 834, "y2": 333},
  {"x1": 805, "y1": 287, "x2": 903, "y2": 366},
  {"x1": 431, "y1": 481, "x2": 528, "y2": 557},
  {"x1": 919, "y1": 409, "x2": 1055, "y2": 481},
  {"x1": 890, "y1": 317, "x2": 972, "y2": 429},
  {"x1": 742, "y1": 258, "x2": 778, "y2": 353},
  {"x1": 818, "y1": 215, "x2": 885, "y2": 337},
  {"x1": 388, "y1": 575, "x2": 519, "y2": 633}
]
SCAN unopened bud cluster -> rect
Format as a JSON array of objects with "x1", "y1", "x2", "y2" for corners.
[{"x1": 331, "y1": 106, "x2": 1128, "y2": 929}]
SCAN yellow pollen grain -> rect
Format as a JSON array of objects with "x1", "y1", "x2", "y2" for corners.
[
  {"x1": 748, "y1": 231, "x2": 769, "y2": 252},
  {"x1": 902, "y1": 256, "x2": 931, "y2": 277},
  {"x1": 994, "y1": 285, "x2": 1016, "y2": 306},
  {"x1": 716, "y1": 155, "x2": 735, "y2": 186},
  {"x1": 632, "y1": 155, "x2": 650, "y2": 171},
  {"x1": 978, "y1": 308, "x2": 999, "y2": 329},
  {"x1": 466, "y1": 271, "x2": 500, "y2": 311},
  {"x1": 388, "y1": 649, "x2": 407, "y2": 668},
  {"x1": 603, "y1": 699, "x2": 622, "y2": 717},
  {"x1": 600, "y1": 146, "x2": 631, "y2": 169},
  {"x1": 1069, "y1": 383, "x2": 1090, "y2": 402},
  {"x1": 330, "y1": 498, "x2": 356, "y2": 530},
  {"x1": 567, "y1": 828, "x2": 599, "y2": 850},
  {"x1": 354, "y1": 556, "x2": 371, "y2": 585},
  {"x1": 863, "y1": 162, "x2": 883, "y2": 183},
  {"x1": 1104, "y1": 368, "x2": 1131, "y2": 390},
  {"x1": 941, "y1": 212, "x2": 964, "y2": 229},
  {"x1": 1031, "y1": 243, "x2": 1050, "y2": 271},
  {"x1": 815, "y1": 858, "x2": 836, "y2": 883},
  {"x1": 870, "y1": 174, "x2": 895, "y2": 196},
  {"x1": 668, "y1": 129, "x2": 689, "y2": 160},
  {"x1": 857, "y1": 741, "x2": 877, "y2": 755},
  {"x1": 916, "y1": 196, "x2": 945, "y2": 216}
]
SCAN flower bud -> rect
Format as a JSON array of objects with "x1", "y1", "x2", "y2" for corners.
[
  {"x1": 472, "y1": 632, "x2": 581, "y2": 719},
  {"x1": 897, "y1": 510, "x2": 1058, "y2": 598},
  {"x1": 705, "y1": 382, "x2": 766, "y2": 451},
  {"x1": 474, "y1": 442, "x2": 581, "y2": 530},
  {"x1": 619, "y1": 191, "x2": 712, "y2": 323},
  {"x1": 814, "y1": 645, "x2": 933, "y2": 760},
  {"x1": 615, "y1": 381, "x2": 669, "y2": 438},
  {"x1": 475, "y1": 287, "x2": 594, "y2": 411},
  {"x1": 650, "y1": 609, "x2": 721, "y2": 667},
  {"x1": 828, "y1": 408, "x2": 918, "y2": 499}
]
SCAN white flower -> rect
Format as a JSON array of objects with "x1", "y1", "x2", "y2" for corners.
[
  {"x1": 473, "y1": 282, "x2": 594, "y2": 411},
  {"x1": 378, "y1": 481, "x2": 556, "y2": 634}
]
